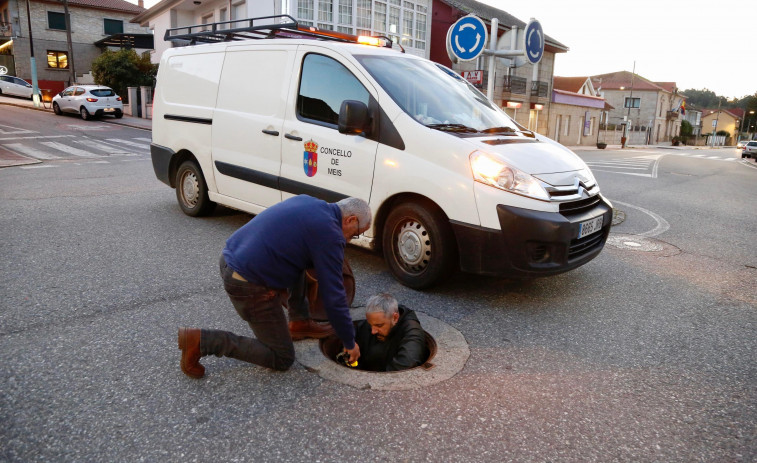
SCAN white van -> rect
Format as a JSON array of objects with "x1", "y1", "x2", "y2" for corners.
[{"x1": 151, "y1": 16, "x2": 612, "y2": 289}]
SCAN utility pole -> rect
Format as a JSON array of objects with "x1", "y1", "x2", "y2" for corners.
[
  {"x1": 25, "y1": 0, "x2": 40, "y2": 107},
  {"x1": 622, "y1": 61, "x2": 635, "y2": 148},
  {"x1": 711, "y1": 99, "x2": 721, "y2": 148},
  {"x1": 62, "y1": 0, "x2": 76, "y2": 86}
]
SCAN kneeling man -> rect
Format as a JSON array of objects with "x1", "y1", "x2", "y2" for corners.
[{"x1": 354, "y1": 293, "x2": 429, "y2": 372}]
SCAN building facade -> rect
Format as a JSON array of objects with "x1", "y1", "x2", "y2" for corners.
[
  {"x1": 549, "y1": 76, "x2": 607, "y2": 146},
  {"x1": 591, "y1": 71, "x2": 685, "y2": 144},
  {"x1": 133, "y1": 0, "x2": 432, "y2": 64},
  {"x1": 0, "y1": 0, "x2": 149, "y2": 93},
  {"x1": 701, "y1": 109, "x2": 739, "y2": 145}
]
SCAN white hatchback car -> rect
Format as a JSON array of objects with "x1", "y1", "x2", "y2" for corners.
[
  {"x1": 52, "y1": 85, "x2": 124, "y2": 120},
  {"x1": 0, "y1": 75, "x2": 33, "y2": 99}
]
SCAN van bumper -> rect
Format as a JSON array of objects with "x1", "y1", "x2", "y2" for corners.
[
  {"x1": 151, "y1": 143, "x2": 174, "y2": 186},
  {"x1": 451, "y1": 195, "x2": 612, "y2": 278}
]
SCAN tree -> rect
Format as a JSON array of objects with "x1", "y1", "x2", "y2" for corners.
[{"x1": 91, "y1": 49, "x2": 157, "y2": 103}]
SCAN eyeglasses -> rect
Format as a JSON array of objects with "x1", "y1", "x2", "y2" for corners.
[{"x1": 352, "y1": 217, "x2": 361, "y2": 240}]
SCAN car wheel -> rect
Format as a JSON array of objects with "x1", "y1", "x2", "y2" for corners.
[
  {"x1": 382, "y1": 201, "x2": 457, "y2": 289},
  {"x1": 80, "y1": 107, "x2": 91, "y2": 120},
  {"x1": 53, "y1": 102, "x2": 62, "y2": 115},
  {"x1": 114, "y1": 110, "x2": 123, "y2": 119},
  {"x1": 175, "y1": 160, "x2": 216, "y2": 217}
]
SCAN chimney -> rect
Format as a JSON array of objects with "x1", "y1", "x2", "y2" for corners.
[{"x1": 138, "y1": 0, "x2": 144, "y2": 7}]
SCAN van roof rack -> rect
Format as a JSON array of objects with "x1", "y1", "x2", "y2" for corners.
[{"x1": 164, "y1": 14, "x2": 398, "y2": 50}]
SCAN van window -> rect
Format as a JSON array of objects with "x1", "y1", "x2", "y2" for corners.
[
  {"x1": 357, "y1": 55, "x2": 519, "y2": 134},
  {"x1": 297, "y1": 53, "x2": 369, "y2": 126}
]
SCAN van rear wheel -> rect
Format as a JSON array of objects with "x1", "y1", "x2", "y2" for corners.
[
  {"x1": 175, "y1": 160, "x2": 216, "y2": 217},
  {"x1": 382, "y1": 201, "x2": 457, "y2": 289}
]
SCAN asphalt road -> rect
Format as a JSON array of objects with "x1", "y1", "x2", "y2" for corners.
[{"x1": 1, "y1": 105, "x2": 755, "y2": 462}]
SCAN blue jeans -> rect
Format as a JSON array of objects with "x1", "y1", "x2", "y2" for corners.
[{"x1": 200, "y1": 255, "x2": 311, "y2": 371}]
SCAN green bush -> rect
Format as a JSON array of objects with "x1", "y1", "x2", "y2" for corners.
[
  {"x1": 716, "y1": 130, "x2": 730, "y2": 137},
  {"x1": 91, "y1": 49, "x2": 157, "y2": 103}
]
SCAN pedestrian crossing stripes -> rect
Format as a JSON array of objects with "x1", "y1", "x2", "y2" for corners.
[
  {"x1": 3, "y1": 143, "x2": 62, "y2": 160},
  {"x1": 586, "y1": 154, "x2": 662, "y2": 178},
  {"x1": 40, "y1": 141, "x2": 104, "y2": 158},
  {"x1": 1, "y1": 137, "x2": 149, "y2": 161}
]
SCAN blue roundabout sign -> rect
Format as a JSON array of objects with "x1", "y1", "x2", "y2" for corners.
[
  {"x1": 524, "y1": 19, "x2": 544, "y2": 65},
  {"x1": 447, "y1": 15, "x2": 488, "y2": 62}
]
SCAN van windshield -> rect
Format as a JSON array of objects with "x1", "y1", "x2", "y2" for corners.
[{"x1": 356, "y1": 55, "x2": 521, "y2": 135}]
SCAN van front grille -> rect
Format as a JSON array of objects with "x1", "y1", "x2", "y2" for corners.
[
  {"x1": 559, "y1": 196, "x2": 601, "y2": 217},
  {"x1": 568, "y1": 230, "x2": 605, "y2": 260}
]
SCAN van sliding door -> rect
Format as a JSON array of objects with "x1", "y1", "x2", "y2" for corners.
[{"x1": 212, "y1": 45, "x2": 297, "y2": 212}]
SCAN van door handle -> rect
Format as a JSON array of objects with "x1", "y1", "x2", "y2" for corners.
[
  {"x1": 262, "y1": 130, "x2": 279, "y2": 136},
  {"x1": 285, "y1": 133, "x2": 302, "y2": 141}
]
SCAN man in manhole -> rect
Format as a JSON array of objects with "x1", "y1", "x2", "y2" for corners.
[
  {"x1": 353, "y1": 293, "x2": 429, "y2": 371},
  {"x1": 178, "y1": 195, "x2": 371, "y2": 378}
]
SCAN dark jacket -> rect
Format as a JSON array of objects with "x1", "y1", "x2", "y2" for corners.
[
  {"x1": 222, "y1": 195, "x2": 354, "y2": 349},
  {"x1": 354, "y1": 305, "x2": 429, "y2": 372}
]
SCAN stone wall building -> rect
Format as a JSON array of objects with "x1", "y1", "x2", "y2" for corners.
[
  {"x1": 0, "y1": 0, "x2": 149, "y2": 93},
  {"x1": 549, "y1": 76, "x2": 608, "y2": 146},
  {"x1": 591, "y1": 71, "x2": 685, "y2": 145}
]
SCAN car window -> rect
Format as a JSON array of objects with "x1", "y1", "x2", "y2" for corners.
[
  {"x1": 90, "y1": 89, "x2": 115, "y2": 97},
  {"x1": 62, "y1": 88, "x2": 74, "y2": 96},
  {"x1": 748, "y1": 142, "x2": 757, "y2": 146},
  {"x1": 297, "y1": 53, "x2": 370, "y2": 126},
  {"x1": 0, "y1": 76, "x2": 9, "y2": 82},
  {"x1": 13, "y1": 77, "x2": 26, "y2": 85},
  {"x1": 74, "y1": 88, "x2": 85, "y2": 96}
]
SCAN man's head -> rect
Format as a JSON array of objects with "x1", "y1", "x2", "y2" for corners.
[
  {"x1": 365, "y1": 293, "x2": 400, "y2": 342},
  {"x1": 336, "y1": 197, "x2": 372, "y2": 241}
]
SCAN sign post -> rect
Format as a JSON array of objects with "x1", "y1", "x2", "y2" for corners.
[{"x1": 447, "y1": 15, "x2": 544, "y2": 103}]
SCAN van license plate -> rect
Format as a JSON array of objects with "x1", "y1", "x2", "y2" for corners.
[{"x1": 578, "y1": 215, "x2": 603, "y2": 239}]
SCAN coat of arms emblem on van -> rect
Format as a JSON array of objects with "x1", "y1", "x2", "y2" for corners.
[{"x1": 304, "y1": 140, "x2": 318, "y2": 177}]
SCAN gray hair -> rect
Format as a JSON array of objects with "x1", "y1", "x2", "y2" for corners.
[
  {"x1": 336, "y1": 197, "x2": 372, "y2": 228},
  {"x1": 365, "y1": 293, "x2": 398, "y2": 318}
]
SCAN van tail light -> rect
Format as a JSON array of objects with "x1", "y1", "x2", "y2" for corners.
[
  {"x1": 86, "y1": 97, "x2": 98, "y2": 102},
  {"x1": 116, "y1": 97, "x2": 122, "y2": 101}
]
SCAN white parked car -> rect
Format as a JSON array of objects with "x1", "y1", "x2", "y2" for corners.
[
  {"x1": 0, "y1": 75, "x2": 33, "y2": 99},
  {"x1": 742, "y1": 141, "x2": 757, "y2": 159},
  {"x1": 52, "y1": 85, "x2": 124, "y2": 120},
  {"x1": 736, "y1": 139, "x2": 749, "y2": 149}
]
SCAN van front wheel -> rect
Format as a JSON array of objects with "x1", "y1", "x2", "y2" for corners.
[
  {"x1": 175, "y1": 160, "x2": 216, "y2": 217},
  {"x1": 383, "y1": 202, "x2": 457, "y2": 289}
]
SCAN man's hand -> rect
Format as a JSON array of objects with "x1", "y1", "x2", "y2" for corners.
[{"x1": 344, "y1": 343, "x2": 360, "y2": 364}]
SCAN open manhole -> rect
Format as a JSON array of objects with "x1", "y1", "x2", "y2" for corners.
[
  {"x1": 319, "y1": 323, "x2": 437, "y2": 372},
  {"x1": 295, "y1": 308, "x2": 469, "y2": 391}
]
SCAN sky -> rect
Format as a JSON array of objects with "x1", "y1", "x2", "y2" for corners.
[
  {"x1": 131, "y1": 0, "x2": 757, "y2": 99},
  {"x1": 479, "y1": 0, "x2": 757, "y2": 100}
]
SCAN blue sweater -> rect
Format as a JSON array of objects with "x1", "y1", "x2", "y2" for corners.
[{"x1": 222, "y1": 195, "x2": 354, "y2": 349}]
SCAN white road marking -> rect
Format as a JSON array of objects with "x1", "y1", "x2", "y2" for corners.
[
  {"x1": 106, "y1": 138, "x2": 150, "y2": 150},
  {"x1": 20, "y1": 164, "x2": 55, "y2": 169},
  {"x1": 134, "y1": 137, "x2": 152, "y2": 142},
  {"x1": 0, "y1": 124, "x2": 37, "y2": 135},
  {"x1": 2, "y1": 143, "x2": 62, "y2": 159},
  {"x1": 72, "y1": 138, "x2": 133, "y2": 155},
  {"x1": 40, "y1": 141, "x2": 103, "y2": 158},
  {"x1": 610, "y1": 199, "x2": 670, "y2": 237},
  {"x1": 0, "y1": 135, "x2": 75, "y2": 141}
]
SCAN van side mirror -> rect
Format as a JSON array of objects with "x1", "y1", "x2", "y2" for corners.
[{"x1": 338, "y1": 100, "x2": 370, "y2": 135}]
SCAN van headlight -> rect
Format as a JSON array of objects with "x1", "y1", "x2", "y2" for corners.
[{"x1": 469, "y1": 151, "x2": 549, "y2": 201}]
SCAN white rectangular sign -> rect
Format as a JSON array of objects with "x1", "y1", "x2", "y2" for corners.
[{"x1": 462, "y1": 70, "x2": 483, "y2": 85}]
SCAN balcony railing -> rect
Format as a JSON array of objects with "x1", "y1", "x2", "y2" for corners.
[
  {"x1": 666, "y1": 110, "x2": 679, "y2": 120},
  {"x1": 503, "y1": 75, "x2": 527, "y2": 95},
  {"x1": 531, "y1": 80, "x2": 549, "y2": 98},
  {"x1": 0, "y1": 22, "x2": 12, "y2": 37}
]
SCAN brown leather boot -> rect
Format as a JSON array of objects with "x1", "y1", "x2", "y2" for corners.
[
  {"x1": 289, "y1": 319, "x2": 335, "y2": 341},
  {"x1": 178, "y1": 327, "x2": 205, "y2": 379}
]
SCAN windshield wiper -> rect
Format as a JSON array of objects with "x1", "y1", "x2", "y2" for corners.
[
  {"x1": 480, "y1": 126, "x2": 517, "y2": 134},
  {"x1": 481, "y1": 126, "x2": 536, "y2": 138},
  {"x1": 425, "y1": 123, "x2": 479, "y2": 133}
]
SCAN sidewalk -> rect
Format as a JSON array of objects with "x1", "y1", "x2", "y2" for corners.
[{"x1": 0, "y1": 94, "x2": 152, "y2": 131}]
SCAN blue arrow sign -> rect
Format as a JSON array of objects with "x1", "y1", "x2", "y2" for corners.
[
  {"x1": 524, "y1": 19, "x2": 544, "y2": 65},
  {"x1": 447, "y1": 15, "x2": 488, "y2": 62}
]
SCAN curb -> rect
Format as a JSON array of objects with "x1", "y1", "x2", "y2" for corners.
[{"x1": 0, "y1": 100, "x2": 153, "y2": 131}]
